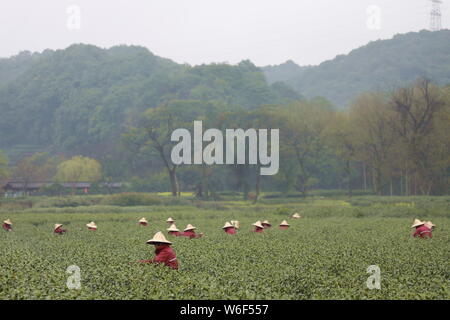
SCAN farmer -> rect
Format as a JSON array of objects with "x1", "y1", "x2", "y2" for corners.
[
  {"x1": 262, "y1": 220, "x2": 271, "y2": 228},
  {"x1": 166, "y1": 217, "x2": 175, "y2": 226},
  {"x1": 139, "y1": 218, "x2": 148, "y2": 226},
  {"x1": 252, "y1": 221, "x2": 264, "y2": 233},
  {"x1": 292, "y1": 213, "x2": 301, "y2": 219},
  {"x1": 167, "y1": 224, "x2": 181, "y2": 236},
  {"x1": 424, "y1": 221, "x2": 436, "y2": 231},
  {"x1": 86, "y1": 221, "x2": 97, "y2": 231},
  {"x1": 222, "y1": 222, "x2": 237, "y2": 235},
  {"x1": 279, "y1": 220, "x2": 290, "y2": 230},
  {"x1": 54, "y1": 224, "x2": 67, "y2": 235},
  {"x1": 181, "y1": 224, "x2": 204, "y2": 239},
  {"x1": 411, "y1": 219, "x2": 432, "y2": 239},
  {"x1": 138, "y1": 232, "x2": 178, "y2": 270},
  {"x1": 2, "y1": 219, "x2": 12, "y2": 231}
]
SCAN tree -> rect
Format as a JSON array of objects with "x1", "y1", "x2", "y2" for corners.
[
  {"x1": 388, "y1": 78, "x2": 448, "y2": 195},
  {"x1": 0, "y1": 150, "x2": 10, "y2": 190},
  {"x1": 325, "y1": 112, "x2": 359, "y2": 197},
  {"x1": 271, "y1": 100, "x2": 333, "y2": 195},
  {"x1": 12, "y1": 152, "x2": 61, "y2": 192},
  {"x1": 350, "y1": 93, "x2": 396, "y2": 195},
  {"x1": 124, "y1": 100, "x2": 223, "y2": 196},
  {"x1": 54, "y1": 156, "x2": 102, "y2": 193}
]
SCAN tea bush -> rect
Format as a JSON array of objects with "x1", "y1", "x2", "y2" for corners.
[
  {"x1": 0, "y1": 198, "x2": 448, "y2": 300},
  {"x1": 101, "y1": 193, "x2": 163, "y2": 206},
  {"x1": 35, "y1": 197, "x2": 101, "y2": 208}
]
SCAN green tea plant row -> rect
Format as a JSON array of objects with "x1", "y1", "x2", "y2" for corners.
[{"x1": 0, "y1": 206, "x2": 449, "y2": 299}]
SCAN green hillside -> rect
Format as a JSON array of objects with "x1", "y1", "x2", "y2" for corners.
[
  {"x1": 263, "y1": 30, "x2": 450, "y2": 108},
  {"x1": 0, "y1": 44, "x2": 300, "y2": 158}
]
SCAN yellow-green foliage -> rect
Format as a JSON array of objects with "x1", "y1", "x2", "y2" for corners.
[
  {"x1": 54, "y1": 156, "x2": 102, "y2": 182},
  {"x1": 157, "y1": 192, "x2": 194, "y2": 197}
]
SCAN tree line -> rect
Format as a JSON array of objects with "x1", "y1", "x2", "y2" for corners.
[
  {"x1": 122, "y1": 78, "x2": 450, "y2": 197},
  {"x1": 3, "y1": 78, "x2": 447, "y2": 198}
]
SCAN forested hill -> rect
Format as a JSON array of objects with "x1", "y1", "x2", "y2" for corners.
[
  {"x1": 262, "y1": 30, "x2": 450, "y2": 108},
  {"x1": 0, "y1": 44, "x2": 301, "y2": 162},
  {"x1": 2, "y1": 30, "x2": 449, "y2": 163}
]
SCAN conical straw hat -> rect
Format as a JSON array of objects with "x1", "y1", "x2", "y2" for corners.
[
  {"x1": 184, "y1": 224, "x2": 196, "y2": 231},
  {"x1": 280, "y1": 220, "x2": 290, "y2": 226},
  {"x1": 146, "y1": 231, "x2": 172, "y2": 245},
  {"x1": 252, "y1": 221, "x2": 264, "y2": 229},
  {"x1": 54, "y1": 224, "x2": 63, "y2": 230},
  {"x1": 3, "y1": 219, "x2": 12, "y2": 225},
  {"x1": 86, "y1": 221, "x2": 97, "y2": 229},
  {"x1": 139, "y1": 218, "x2": 148, "y2": 223},
  {"x1": 292, "y1": 213, "x2": 301, "y2": 219},
  {"x1": 166, "y1": 217, "x2": 175, "y2": 222},
  {"x1": 424, "y1": 221, "x2": 435, "y2": 228},
  {"x1": 167, "y1": 224, "x2": 179, "y2": 232},
  {"x1": 231, "y1": 220, "x2": 240, "y2": 229},
  {"x1": 262, "y1": 220, "x2": 271, "y2": 225},
  {"x1": 411, "y1": 219, "x2": 424, "y2": 228},
  {"x1": 222, "y1": 222, "x2": 234, "y2": 229}
]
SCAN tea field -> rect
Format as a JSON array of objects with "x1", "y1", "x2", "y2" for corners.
[{"x1": 0, "y1": 196, "x2": 449, "y2": 299}]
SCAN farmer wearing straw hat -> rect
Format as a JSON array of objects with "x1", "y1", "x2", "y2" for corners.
[
  {"x1": 411, "y1": 219, "x2": 432, "y2": 239},
  {"x1": 139, "y1": 218, "x2": 148, "y2": 226},
  {"x1": 292, "y1": 213, "x2": 301, "y2": 219},
  {"x1": 222, "y1": 222, "x2": 237, "y2": 235},
  {"x1": 166, "y1": 217, "x2": 175, "y2": 225},
  {"x1": 252, "y1": 221, "x2": 264, "y2": 233},
  {"x1": 181, "y1": 224, "x2": 204, "y2": 239},
  {"x1": 2, "y1": 219, "x2": 12, "y2": 231},
  {"x1": 86, "y1": 221, "x2": 97, "y2": 231},
  {"x1": 167, "y1": 224, "x2": 181, "y2": 237},
  {"x1": 279, "y1": 220, "x2": 290, "y2": 230},
  {"x1": 424, "y1": 221, "x2": 436, "y2": 231},
  {"x1": 54, "y1": 224, "x2": 67, "y2": 235},
  {"x1": 137, "y1": 232, "x2": 178, "y2": 270},
  {"x1": 262, "y1": 220, "x2": 271, "y2": 228}
]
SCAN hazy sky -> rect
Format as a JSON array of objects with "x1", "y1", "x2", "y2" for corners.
[{"x1": 0, "y1": 0, "x2": 447, "y2": 66}]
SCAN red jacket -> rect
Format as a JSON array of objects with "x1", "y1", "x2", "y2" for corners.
[
  {"x1": 279, "y1": 226, "x2": 289, "y2": 230},
  {"x1": 2, "y1": 223, "x2": 12, "y2": 231},
  {"x1": 88, "y1": 227, "x2": 97, "y2": 231},
  {"x1": 139, "y1": 222, "x2": 148, "y2": 226},
  {"x1": 139, "y1": 245, "x2": 178, "y2": 270},
  {"x1": 54, "y1": 227, "x2": 66, "y2": 234},
  {"x1": 413, "y1": 225, "x2": 432, "y2": 239},
  {"x1": 181, "y1": 230, "x2": 200, "y2": 239},
  {"x1": 262, "y1": 224, "x2": 271, "y2": 228},
  {"x1": 224, "y1": 227, "x2": 236, "y2": 234},
  {"x1": 168, "y1": 231, "x2": 181, "y2": 237},
  {"x1": 254, "y1": 227, "x2": 264, "y2": 233}
]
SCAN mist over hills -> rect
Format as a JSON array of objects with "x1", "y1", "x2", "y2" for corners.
[{"x1": 0, "y1": 44, "x2": 300, "y2": 163}]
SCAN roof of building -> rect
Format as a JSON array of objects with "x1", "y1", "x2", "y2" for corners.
[{"x1": 2, "y1": 181, "x2": 122, "y2": 190}]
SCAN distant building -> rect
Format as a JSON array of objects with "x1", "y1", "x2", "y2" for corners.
[{"x1": 2, "y1": 181, "x2": 122, "y2": 196}]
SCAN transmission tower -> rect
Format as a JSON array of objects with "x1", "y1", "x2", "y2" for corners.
[{"x1": 430, "y1": 0, "x2": 443, "y2": 31}]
